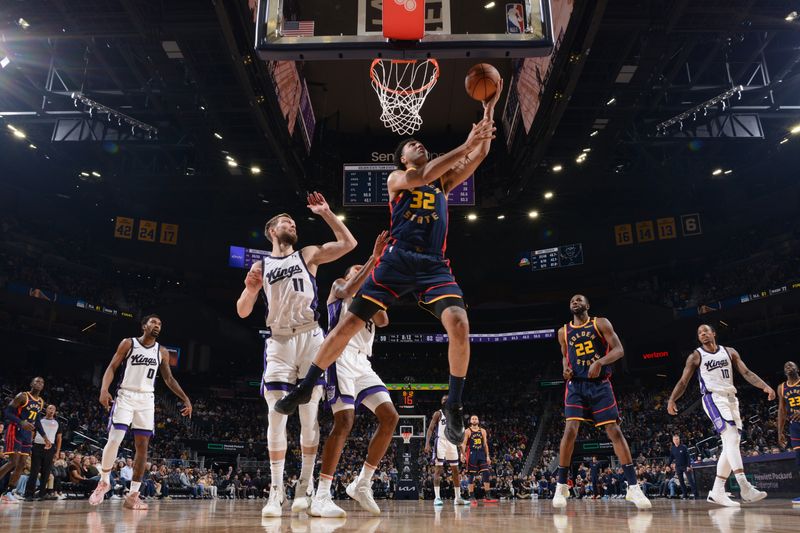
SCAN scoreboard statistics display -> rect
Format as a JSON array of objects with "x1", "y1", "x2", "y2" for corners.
[
  {"x1": 528, "y1": 243, "x2": 584, "y2": 271},
  {"x1": 229, "y1": 246, "x2": 270, "y2": 269},
  {"x1": 343, "y1": 163, "x2": 475, "y2": 206}
]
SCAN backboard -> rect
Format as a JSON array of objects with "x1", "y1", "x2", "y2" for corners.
[{"x1": 255, "y1": 0, "x2": 554, "y2": 60}]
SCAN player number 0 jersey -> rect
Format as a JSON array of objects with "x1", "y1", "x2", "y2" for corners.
[
  {"x1": 697, "y1": 345, "x2": 736, "y2": 395},
  {"x1": 118, "y1": 337, "x2": 161, "y2": 393}
]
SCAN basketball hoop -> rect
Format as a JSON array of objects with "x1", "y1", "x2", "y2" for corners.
[
  {"x1": 401, "y1": 430, "x2": 413, "y2": 445},
  {"x1": 370, "y1": 58, "x2": 440, "y2": 135}
]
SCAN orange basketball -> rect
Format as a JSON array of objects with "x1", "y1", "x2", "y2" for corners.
[{"x1": 465, "y1": 63, "x2": 501, "y2": 101}]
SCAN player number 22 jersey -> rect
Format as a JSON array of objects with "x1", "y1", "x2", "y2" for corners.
[{"x1": 696, "y1": 345, "x2": 736, "y2": 395}]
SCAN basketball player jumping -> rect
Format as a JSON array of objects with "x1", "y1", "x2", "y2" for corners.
[
  {"x1": 777, "y1": 360, "x2": 800, "y2": 505},
  {"x1": 463, "y1": 415, "x2": 497, "y2": 504},
  {"x1": 668, "y1": 324, "x2": 773, "y2": 506},
  {"x1": 90, "y1": 315, "x2": 192, "y2": 510},
  {"x1": 425, "y1": 395, "x2": 469, "y2": 507},
  {"x1": 275, "y1": 82, "x2": 504, "y2": 451},
  {"x1": 237, "y1": 192, "x2": 358, "y2": 517},
  {"x1": 1, "y1": 377, "x2": 45, "y2": 503},
  {"x1": 309, "y1": 231, "x2": 401, "y2": 518},
  {"x1": 553, "y1": 295, "x2": 651, "y2": 509}
]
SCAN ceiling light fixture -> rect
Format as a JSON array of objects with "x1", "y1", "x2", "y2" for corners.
[
  {"x1": 0, "y1": 56, "x2": 9, "y2": 69},
  {"x1": 467, "y1": 213, "x2": 478, "y2": 221},
  {"x1": 227, "y1": 160, "x2": 237, "y2": 167},
  {"x1": 544, "y1": 191, "x2": 554, "y2": 199},
  {"x1": 251, "y1": 166, "x2": 261, "y2": 175},
  {"x1": 214, "y1": 132, "x2": 223, "y2": 139},
  {"x1": 780, "y1": 138, "x2": 789, "y2": 144},
  {"x1": 724, "y1": 170, "x2": 732, "y2": 175},
  {"x1": 656, "y1": 85, "x2": 743, "y2": 134},
  {"x1": 91, "y1": 171, "x2": 101, "y2": 177},
  {"x1": 712, "y1": 168, "x2": 723, "y2": 176},
  {"x1": 590, "y1": 130, "x2": 599, "y2": 137},
  {"x1": 552, "y1": 164, "x2": 563, "y2": 172},
  {"x1": 528, "y1": 210, "x2": 539, "y2": 219},
  {"x1": 497, "y1": 214, "x2": 505, "y2": 220},
  {"x1": 336, "y1": 214, "x2": 346, "y2": 221},
  {"x1": 791, "y1": 123, "x2": 800, "y2": 134},
  {"x1": 606, "y1": 97, "x2": 616, "y2": 105},
  {"x1": 71, "y1": 92, "x2": 157, "y2": 136},
  {"x1": 484, "y1": 1, "x2": 496, "y2": 8},
  {"x1": 582, "y1": 148, "x2": 591, "y2": 153},
  {"x1": 786, "y1": 11, "x2": 798, "y2": 21}
]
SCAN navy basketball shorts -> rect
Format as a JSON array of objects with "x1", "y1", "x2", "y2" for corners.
[
  {"x1": 564, "y1": 378, "x2": 620, "y2": 427},
  {"x1": 350, "y1": 245, "x2": 464, "y2": 321},
  {"x1": 465, "y1": 454, "x2": 489, "y2": 475},
  {"x1": 4, "y1": 426, "x2": 33, "y2": 455},
  {"x1": 790, "y1": 421, "x2": 800, "y2": 465}
]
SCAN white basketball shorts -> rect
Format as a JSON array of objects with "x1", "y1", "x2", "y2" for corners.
[
  {"x1": 110, "y1": 389, "x2": 155, "y2": 436},
  {"x1": 701, "y1": 392, "x2": 742, "y2": 434},
  {"x1": 325, "y1": 346, "x2": 390, "y2": 414},
  {"x1": 261, "y1": 326, "x2": 325, "y2": 393},
  {"x1": 433, "y1": 435, "x2": 460, "y2": 466}
]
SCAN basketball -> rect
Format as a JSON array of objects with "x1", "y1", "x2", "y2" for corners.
[{"x1": 465, "y1": 63, "x2": 501, "y2": 102}]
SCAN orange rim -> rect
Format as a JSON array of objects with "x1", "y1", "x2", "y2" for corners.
[{"x1": 370, "y1": 58, "x2": 440, "y2": 96}]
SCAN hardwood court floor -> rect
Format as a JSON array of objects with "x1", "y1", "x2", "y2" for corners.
[{"x1": 0, "y1": 497, "x2": 798, "y2": 532}]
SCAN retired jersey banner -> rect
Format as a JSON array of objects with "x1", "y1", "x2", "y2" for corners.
[
  {"x1": 614, "y1": 224, "x2": 633, "y2": 246},
  {"x1": 114, "y1": 217, "x2": 134, "y2": 240}
]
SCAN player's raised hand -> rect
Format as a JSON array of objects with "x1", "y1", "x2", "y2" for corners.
[
  {"x1": 763, "y1": 385, "x2": 776, "y2": 401},
  {"x1": 180, "y1": 400, "x2": 193, "y2": 419},
  {"x1": 99, "y1": 389, "x2": 113, "y2": 410},
  {"x1": 587, "y1": 361, "x2": 602, "y2": 379},
  {"x1": 244, "y1": 269, "x2": 262, "y2": 292},
  {"x1": 464, "y1": 120, "x2": 496, "y2": 150},
  {"x1": 307, "y1": 191, "x2": 332, "y2": 215},
  {"x1": 483, "y1": 78, "x2": 504, "y2": 110},
  {"x1": 667, "y1": 399, "x2": 678, "y2": 416},
  {"x1": 372, "y1": 230, "x2": 389, "y2": 258}
]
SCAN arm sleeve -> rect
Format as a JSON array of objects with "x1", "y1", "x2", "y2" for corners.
[
  {"x1": 35, "y1": 418, "x2": 47, "y2": 439},
  {"x1": 3, "y1": 405, "x2": 21, "y2": 425}
]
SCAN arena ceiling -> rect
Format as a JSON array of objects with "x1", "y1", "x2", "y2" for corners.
[{"x1": 1, "y1": 0, "x2": 799, "y2": 219}]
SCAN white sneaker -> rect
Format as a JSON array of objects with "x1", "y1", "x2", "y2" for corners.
[
  {"x1": 1, "y1": 493, "x2": 19, "y2": 504},
  {"x1": 89, "y1": 481, "x2": 111, "y2": 506},
  {"x1": 552, "y1": 483, "x2": 569, "y2": 509},
  {"x1": 707, "y1": 489, "x2": 741, "y2": 507},
  {"x1": 262, "y1": 486, "x2": 285, "y2": 517},
  {"x1": 346, "y1": 478, "x2": 380, "y2": 515},
  {"x1": 625, "y1": 484, "x2": 652, "y2": 510},
  {"x1": 454, "y1": 496, "x2": 469, "y2": 505},
  {"x1": 433, "y1": 497, "x2": 444, "y2": 507},
  {"x1": 292, "y1": 478, "x2": 313, "y2": 513},
  {"x1": 308, "y1": 493, "x2": 347, "y2": 518},
  {"x1": 739, "y1": 483, "x2": 767, "y2": 503}
]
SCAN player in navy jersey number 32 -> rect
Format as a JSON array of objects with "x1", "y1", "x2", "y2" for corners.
[{"x1": 276, "y1": 81, "x2": 504, "y2": 447}]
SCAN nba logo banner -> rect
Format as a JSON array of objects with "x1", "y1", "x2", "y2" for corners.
[{"x1": 506, "y1": 3, "x2": 525, "y2": 34}]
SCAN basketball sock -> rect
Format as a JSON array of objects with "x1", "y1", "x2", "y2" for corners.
[
  {"x1": 621, "y1": 464, "x2": 637, "y2": 487},
  {"x1": 712, "y1": 476, "x2": 727, "y2": 493},
  {"x1": 300, "y1": 453, "x2": 316, "y2": 486},
  {"x1": 298, "y1": 364, "x2": 324, "y2": 391},
  {"x1": 446, "y1": 375, "x2": 465, "y2": 405},
  {"x1": 316, "y1": 474, "x2": 333, "y2": 498},
  {"x1": 557, "y1": 466, "x2": 569, "y2": 485},
  {"x1": 734, "y1": 473, "x2": 750, "y2": 489},
  {"x1": 100, "y1": 469, "x2": 111, "y2": 484},
  {"x1": 130, "y1": 481, "x2": 141, "y2": 494},
  {"x1": 357, "y1": 462, "x2": 376, "y2": 485},
  {"x1": 454, "y1": 486, "x2": 462, "y2": 500},
  {"x1": 270, "y1": 460, "x2": 285, "y2": 488},
  {"x1": 434, "y1": 485, "x2": 441, "y2": 499}
]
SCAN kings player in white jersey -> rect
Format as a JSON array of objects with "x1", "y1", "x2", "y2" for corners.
[
  {"x1": 90, "y1": 315, "x2": 192, "y2": 510},
  {"x1": 307, "y1": 231, "x2": 400, "y2": 517},
  {"x1": 236, "y1": 192, "x2": 357, "y2": 517},
  {"x1": 425, "y1": 395, "x2": 469, "y2": 507},
  {"x1": 668, "y1": 324, "x2": 775, "y2": 507}
]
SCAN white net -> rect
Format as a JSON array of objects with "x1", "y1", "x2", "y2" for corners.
[{"x1": 370, "y1": 59, "x2": 439, "y2": 136}]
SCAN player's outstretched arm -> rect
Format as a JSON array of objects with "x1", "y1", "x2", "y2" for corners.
[
  {"x1": 389, "y1": 120, "x2": 496, "y2": 194},
  {"x1": 330, "y1": 231, "x2": 389, "y2": 303},
  {"x1": 99, "y1": 338, "x2": 133, "y2": 409},
  {"x1": 667, "y1": 351, "x2": 701, "y2": 415},
  {"x1": 777, "y1": 383, "x2": 787, "y2": 448},
  {"x1": 440, "y1": 79, "x2": 504, "y2": 194},
  {"x1": 729, "y1": 348, "x2": 775, "y2": 399},
  {"x1": 236, "y1": 261, "x2": 263, "y2": 318},
  {"x1": 302, "y1": 192, "x2": 357, "y2": 268},
  {"x1": 159, "y1": 347, "x2": 192, "y2": 418}
]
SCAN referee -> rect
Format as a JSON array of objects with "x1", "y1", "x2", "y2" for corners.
[{"x1": 24, "y1": 404, "x2": 61, "y2": 501}]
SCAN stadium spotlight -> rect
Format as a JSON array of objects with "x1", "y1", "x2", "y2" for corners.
[
  {"x1": 552, "y1": 164, "x2": 563, "y2": 172},
  {"x1": 528, "y1": 210, "x2": 539, "y2": 219},
  {"x1": 787, "y1": 11, "x2": 798, "y2": 21},
  {"x1": 791, "y1": 123, "x2": 800, "y2": 134},
  {"x1": 227, "y1": 160, "x2": 237, "y2": 167},
  {"x1": 251, "y1": 166, "x2": 261, "y2": 175},
  {"x1": 497, "y1": 214, "x2": 505, "y2": 220},
  {"x1": 484, "y1": 2, "x2": 496, "y2": 8},
  {"x1": 712, "y1": 168, "x2": 723, "y2": 176},
  {"x1": 544, "y1": 191, "x2": 554, "y2": 200},
  {"x1": 467, "y1": 213, "x2": 478, "y2": 221}
]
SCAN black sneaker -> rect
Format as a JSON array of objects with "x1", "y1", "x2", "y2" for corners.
[
  {"x1": 442, "y1": 403, "x2": 464, "y2": 445},
  {"x1": 274, "y1": 385, "x2": 314, "y2": 415}
]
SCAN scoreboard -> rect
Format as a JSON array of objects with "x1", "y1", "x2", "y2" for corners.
[
  {"x1": 526, "y1": 243, "x2": 584, "y2": 271},
  {"x1": 229, "y1": 246, "x2": 269, "y2": 269},
  {"x1": 343, "y1": 163, "x2": 475, "y2": 206}
]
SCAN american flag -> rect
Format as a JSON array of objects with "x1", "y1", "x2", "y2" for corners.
[{"x1": 282, "y1": 20, "x2": 315, "y2": 37}]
